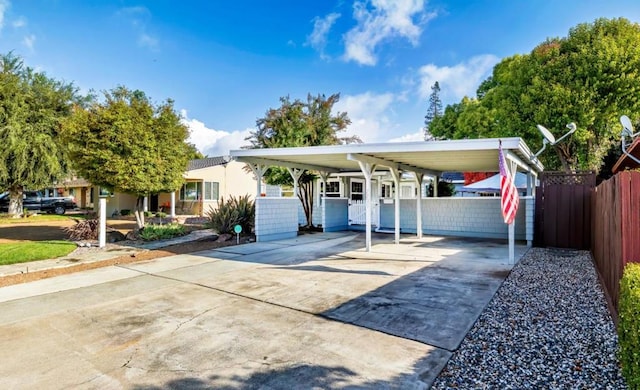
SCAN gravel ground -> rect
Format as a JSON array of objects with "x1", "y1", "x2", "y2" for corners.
[{"x1": 432, "y1": 247, "x2": 627, "y2": 389}]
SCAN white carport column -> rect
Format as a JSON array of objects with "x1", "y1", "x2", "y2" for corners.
[
  {"x1": 389, "y1": 168, "x2": 401, "y2": 244},
  {"x1": 356, "y1": 161, "x2": 376, "y2": 252},
  {"x1": 287, "y1": 168, "x2": 304, "y2": 198},
  {"x1": 413, "y1": 172, "x2": 424, "y2": 239},
  {"x1": 143, "y1": 196, "x2": 148, "y2": 212},
  {"x1": 318, "y1": 171, "x2": 331, "y2": 206},
  {"x1": 247, "y1": 163, "x2": 268, "y2": 197},
  {"x1": 433, "y1": 175, "x2": 439, "y2": 198}
]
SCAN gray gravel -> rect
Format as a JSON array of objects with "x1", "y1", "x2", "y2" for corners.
[{"x1": 432, "y1": 247, "x2": 627, "y2": 389}]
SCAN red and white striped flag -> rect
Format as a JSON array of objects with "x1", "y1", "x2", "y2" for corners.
[{"x1": 499, "y1": 141, "x2": 519, "y2": 224}]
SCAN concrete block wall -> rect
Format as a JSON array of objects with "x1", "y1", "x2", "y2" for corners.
[
  {"x1": 379, "y1": 197, "x2": 528, "y2": 240},
  {"x1": 323, "y1": 198, "x2": 349, "y2": 232},
  {"x1": 255, "y1": 197, "x2": 299, "y2": 242}
]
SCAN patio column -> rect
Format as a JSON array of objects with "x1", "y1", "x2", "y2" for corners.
[
  {"x1": 287, "y1": 168, "x2": 304, "y2": 198},
  {"x1": 356, "y1": 161, "x2": 376, "y2": 252},
  {"x1": 247, "y1": 163, "x2": 268, "y2": 197},
  {"x1": 318, "y1": 171, "x2": 331, "y2": 206},
  {"x1": 143, "y1": 196, "x2": 148, "y2": 212},
  {"x1": 433, "y1": 175, "x2": 439, "y2": 198},
  {"x1": 413, "y1": 172, "x2": 423, "y2": 239},
  {"x1": 389, "y1": 168, "x2": 401, "y2": 244}
]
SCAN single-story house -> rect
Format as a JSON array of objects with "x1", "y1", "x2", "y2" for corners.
[
  {"x1": 52, "y1": 157, "x2": 259, "y2": 217},
  {"x1": 231, "y1": 137, "x2": 543, "y2": 263}
]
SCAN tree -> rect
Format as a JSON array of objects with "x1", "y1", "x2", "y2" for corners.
[
  {"x1": 61, "y1": 86, "x2": 191, "y2": 228},
  {"x1": 246, "y1": 93, "x2": 358, "y2": 227},
  {"x1": 430, "y1": 18, "x2": 640, "y2": 174},
  {"x1": 0, "y1": 53, "x2": 79, "y2": 216},
  {"x1": 424, "y1": 81, "x2": 443, "y2": 141}
]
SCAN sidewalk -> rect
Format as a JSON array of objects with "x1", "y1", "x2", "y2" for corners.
[{"x1": 0, "y1": 229, "x2": 217, "y2": 279}]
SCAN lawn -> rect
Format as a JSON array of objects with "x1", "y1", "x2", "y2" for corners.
[
  {"x1": 0, "y1": 214, "x2": 87, "y2": 225},
  {"x1": 0, "y1": 241, "x2": 77, "y2": 265}
]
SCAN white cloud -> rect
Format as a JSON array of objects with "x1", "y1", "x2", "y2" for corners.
[
  {"x1": 334, "y1": 91, "x2": 396, "y2": 142},
  {"x1": 388, "y1": 129, "x2": 424, "y2": 143},
  {"x1": 22, "y1": 33, "x2": 35, "y2": 51},
  {"x1": 343, "y1": 0, "x2": 434, "y2": 66},
  {"x1": 0, "y1": 0, "x2": 8, "y2": 30},
  {"x1": 306, "y1": 12, "x2": 340, "y2": 60},
  {"x1": 181, "y1": 110, "x2": 252, "y2": 157},
  {"x1": 117, "y1": 6, "x2": 159, "y2": 50},
  {"x1": 12, "y1": 16, "x2": 25, "y2": 28},
  {"x1": 418, "y1": 54, "x2": 499, "y2": 102}
]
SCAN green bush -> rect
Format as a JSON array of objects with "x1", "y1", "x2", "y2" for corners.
[
  {"x1": 139, "y1": 223, "x2": 186, "y2": 241},
  {"x1": 206, "y1": 194, "x2": 255, "y2": 235},
  {"x1": 619, "y1": 262, "x2": 640, "y2": 389},
  {"x1": 155, "y1": 211, "x2": 167, "y2": 218},
  {"x1": 143, "y1": 211, "x2": 153, "y2": 217},
  {"x1": 120, "y1": 209, "x2": 131, "y2": 216}
]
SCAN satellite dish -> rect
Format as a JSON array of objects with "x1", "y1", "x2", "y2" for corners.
[
  {"x1": 620, "y1": 115, "x2": 637, "y2": 137},
  {"x1": 537, "y1": 124, "x2": 556, "y2": 145}
]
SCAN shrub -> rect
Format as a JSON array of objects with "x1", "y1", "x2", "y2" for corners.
[
  {"x1": 120, "y1": 209, "x2": 131, "y2": 216},
  {"x1": 155, "y1": 211, "x2": 167, "y2": 218},
  {"x1": 143, "y1": 211, "x2": 153, "y2": 217},
  {"x1": 619, "y1": 262, "x2": 640, "y2": 389},
  {"x1": 64, "y1": 218, "x2": 100, "y2": 240},
  {"x1": 206, "y1": 194, "x2": 255, "y2": 235},
  {"x1": 139, "y1": 223, "x2": 186, "y2": 241}
]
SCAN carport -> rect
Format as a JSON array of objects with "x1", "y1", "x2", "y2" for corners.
[{"x1": 231, "y1": 137, "x2": 543, "y2": 263}]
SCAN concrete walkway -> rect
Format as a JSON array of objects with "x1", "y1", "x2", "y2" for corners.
[{"x1": 0, "y1": 232, "x2": 528, "y2": 389}]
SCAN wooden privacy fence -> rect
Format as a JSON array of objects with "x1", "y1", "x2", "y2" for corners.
[
  {"x1": 591, "y1": 171, "x2": 640, "y2": 315},
  {"x1": 534, "y1": 171, "x2": 595, "y2": 249}
]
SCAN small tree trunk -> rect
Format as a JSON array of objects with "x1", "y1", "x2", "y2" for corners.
[
  {"x1": 297, "y1": 180, "x2": 314, "y2": 227},
  {"x1": 134, "y1": 196, "x2": 145, "y2": 229},
  {"x1": 8, "y1": 185, "x2": 24, "y2": 218}
]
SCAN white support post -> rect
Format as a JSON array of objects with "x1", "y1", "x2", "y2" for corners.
[
  {"x1": 389, "y1": 168, "x2": 401, "y2": 245},
  {"x1": 287, "y1": 168, "x2": 304, "y2": 198},
  {"x1": 433, "y1": 175, "x2": 439, "y2": 198},
  {"x1": 508, "y1": 222, "x2": 515, "y2": 265},
  {"x1": 143, "y1": 196, "x2": 148, "y2": 212},
  {"x1": 356, "y1": 161, "x2": 376, "y2": 252},
  {"x1": 247, "y1": 163, "x2": 268, "y2": 197},
  {"x1": 99, "y1": 198, "x2": 106, "y2": 248},
  {"x1": 170, "y1": 191, "x2": 176, "y2": 218},
  {"x1": 319, "y1": 171, "x2": 330, "y2": 207},
  {"x1": 413, "y1": 172, "x2": 423, "y2": 239}
]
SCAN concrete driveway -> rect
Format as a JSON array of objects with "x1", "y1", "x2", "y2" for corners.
[{"x1": 0, "y1": 232, "x2": 527, "y2": 389}]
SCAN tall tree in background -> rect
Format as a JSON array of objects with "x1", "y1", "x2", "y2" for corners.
[
  {"x1": 430, "y1": 18, "x2": 640, "y2": 174},
  {"x1": 246, "y1": 93, "x2": 358, "y2": 227},
  {"x1": 424, "y1": 81, "x2": 443, "y2": 141},
  {"x1": 61, "y1": 87, "x2": 191, "y2": 228},
  {"x1": 0, "y1": 53, "x2": 79, "y2": 217}
]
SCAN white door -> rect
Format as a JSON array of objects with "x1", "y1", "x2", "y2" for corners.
[{"x1": 348, "y1": 179, "x2": 379, "y2": 226}]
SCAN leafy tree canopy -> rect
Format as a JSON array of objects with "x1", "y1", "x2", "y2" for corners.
[
  {"x1": 0, "y1": 53, "x2": 80, "y2": 214},
  {"x1": 430, "y1": 17, "x2": 640, "y2": 173},
  {"x1": 245, "y1": 93, "x2": 358, "y2": 226},
  {"x1": 61, "y1": 86, "x2": 191, "y2": 226}
]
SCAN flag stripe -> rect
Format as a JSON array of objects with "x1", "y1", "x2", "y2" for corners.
[{"x1": 499, "y1": 142, "x2": 519, "y2": 224}]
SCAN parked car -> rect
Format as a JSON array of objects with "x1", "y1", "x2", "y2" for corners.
[{"x1": 0, "y1": 190, "x2": 77, "y2": 215}]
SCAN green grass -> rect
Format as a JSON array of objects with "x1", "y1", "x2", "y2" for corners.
[
  {"x1": 0, "y1": 240, "x2": 77, "y2": 265},
  {"x1": 0, "y1": 214, "x2": 88, "y2": 225}
]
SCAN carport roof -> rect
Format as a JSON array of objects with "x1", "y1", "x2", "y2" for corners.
[{"x1": 230, "y1": 137, "x2": 543, "y2": 175}]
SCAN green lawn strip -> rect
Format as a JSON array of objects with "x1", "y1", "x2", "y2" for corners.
[
  {"x1": 0, "y1": 241, "x2": 77, "y2": 265},
  {"x1": 0, "y1": 214, "x2": 88, "y2": 225}
]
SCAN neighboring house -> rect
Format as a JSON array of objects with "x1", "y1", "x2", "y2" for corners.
[{"x1": 48, "y1": 157, "x2": 259, "y2": 217}]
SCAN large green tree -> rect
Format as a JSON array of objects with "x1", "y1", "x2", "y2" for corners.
[
  {"x1": 246, "y1": 93, "x2": 357, "y2": 227},
  {"x1": 0, "y1": 53, "x2": 79, "y2": 216},
  {"x1": 61, "y1": 87, "x2": 191, "y2": 228},
  {"x1": 430, "y1": 17, "x2": 640, "y2": 173}
]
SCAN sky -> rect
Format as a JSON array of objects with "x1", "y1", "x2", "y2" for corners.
[{"x1": 2, "y1": 1, "x2": 640, "y2": 157}]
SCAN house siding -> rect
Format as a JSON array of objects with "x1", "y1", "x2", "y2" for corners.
[
  {"x1": 323, "y1": 198, "x2": 349, "y2": 232},
  {"x1": 255, "y1": 197, "x2": 299, "y2": 242}
]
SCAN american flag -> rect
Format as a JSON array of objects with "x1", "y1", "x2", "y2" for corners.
[{"x1": 499, "y1": 141, "x2": 519, "y2": 224}]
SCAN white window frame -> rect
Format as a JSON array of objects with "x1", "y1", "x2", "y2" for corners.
[{"x1": 350, "y1": 179, "x2": 364, "y2": 201}]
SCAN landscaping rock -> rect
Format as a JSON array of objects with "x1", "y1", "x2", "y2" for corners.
[
  {"x1": 216, "y1": 233, "x2": 232, "y2": 242},
  {"x1": 106, "y1": 231, "x2": 126, "y2": 243}
]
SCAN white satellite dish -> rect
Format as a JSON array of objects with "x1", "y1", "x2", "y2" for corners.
[
  {"x1": 620, "y1": 115, "x2": 640, "y2": 165},
  {"x1": 537, "y1": 124, "x2": 556, "y2": 144},
  {"x1": 534, "y1": 122, "x2": 577, "y2": 157}
]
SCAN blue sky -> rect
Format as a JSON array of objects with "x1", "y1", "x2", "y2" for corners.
[{"x1": 2, "y1": 1, "x2": 640, "y2": 156}]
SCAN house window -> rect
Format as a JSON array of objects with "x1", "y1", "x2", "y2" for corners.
[
  {"x1": 351, "y1": 180, "x2": 363, "y2": 201},
  {"x1": 204, "y1": 182, "x2": 219, "y2": 200},
  {"x1": 180, "y1": 182, "x2": 202, "y2": 201},
  {"x1": 381, "y1": 183, "x2": 392, "y2": 198},
  {"x1": 322, "y1": 180, "x2": 341, "y2": 197},
  {"x1": 400, "y1": 183, "x2": 415, "y2": 199}
]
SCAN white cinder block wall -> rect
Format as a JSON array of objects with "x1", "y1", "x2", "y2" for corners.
[
  {"x1": 379, "y1": 197, "x2": 530, "y2": 240},
  {"x1": 255, "y1": 198, "x2": 299, "y2": 242}
]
